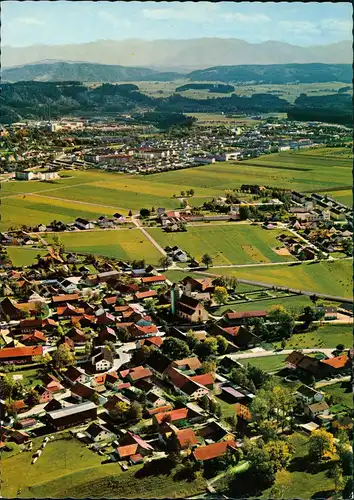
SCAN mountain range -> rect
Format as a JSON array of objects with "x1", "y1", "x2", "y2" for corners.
[
  {"x1": 2, "y1": 38, "x2": 351, "y2": 69},
  {"x1": 2, "y1": 62, "x2": 352, "y2": 85}
]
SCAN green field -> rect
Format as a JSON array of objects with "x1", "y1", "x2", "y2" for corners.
[
  {"x1": 1, "y1": 147, "x2": 351, "y2": 231},
  {"x1": 2, "y1": 434, "x2": 206, "y2": 498},
  {"x1": 212, "y1": 294, "x2": 314, "y2": 316},
  {"x1": 324, "y1": 189, "x2": 353, "y2": 207},
  {"x1": 7, "y1": 248, "x2": 47, "y2": 267},
  {"x1": 240, "y1": 354, "x2": 287, "y2": 372},
  {"x1": 148, "y1": 225, "x2": 293, "y2": 266},
  {"x1": 46, "y1": 228, "x2": 161, "y2": 264},
  {"x1": 322, "y1": 381, "x2": 353, "y2": 408},
  {"x1": 274, "y1": 324, "x2": 352, "y2": 350},
  {"x1": 211, "y1": 259, "x2": 353, "y2": 298},
  {"x1": 151, "y1": 149, "x2": 352, "y2": 194}
]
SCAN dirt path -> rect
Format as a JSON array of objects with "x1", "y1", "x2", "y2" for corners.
[{"x1": 132, "y1": 215, "x2": 166, "y2": 257}]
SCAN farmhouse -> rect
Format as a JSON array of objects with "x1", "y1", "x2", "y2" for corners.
[
  {"x1": 0, "y1": 345, "x2": 43, "y2": 364},
  {"x1": 45, "y1": 402, "x2": 98, "y2": 430},
  {"x1": 193, "y1": 440, "x2": 237, "y2": 462}
]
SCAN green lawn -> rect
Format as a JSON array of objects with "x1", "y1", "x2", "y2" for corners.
[
  {"x1": 323, "y1": 381, "x2": 353, "y2": 409},
  {"x1": 148, "y1": 225, "x2": 293, "y2": 266},
  {"x1": 212, "y1": 294, "x2": 314, "y2": 316},
  {"x1": 240, "y1": 355, "x2": 287, "y2": 373},
  {"x1": 275, "y1": 324, "x2": 353, "y2": 350},
  {"x1": 46, "y1": 228, "x2": 161, "y2": 265},
  {"x1": 2, "y1": 434, "x2": 206, "y2": 499},
  {"x1": 211, "y1": 259, "x2": 353, "y2": 298},
  {"x1": 7, "y1": 248, "x2": 47, "y2": 267}
]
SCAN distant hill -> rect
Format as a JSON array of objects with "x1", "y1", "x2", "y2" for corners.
[
  {"x1": 3, "y1": 62, "x2": 352, "y2": 86},
  {"x1": 187, "y1": 63, "x2": 352, "y2": 84},
  {"x1": 1, "y1": 62, "x2": 181, "y2": 83},
  {"x1": 2, "y1": 38, "x2": 351, "y2": 69}
]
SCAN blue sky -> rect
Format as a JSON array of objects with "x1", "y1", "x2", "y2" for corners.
[{"x1": 2, "y1": 1, "x2": 352, "y2": 47}]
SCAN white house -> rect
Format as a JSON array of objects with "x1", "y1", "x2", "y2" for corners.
[
  {"x1": 85, "y1": 422, "x2": 114, "y2": 442},
  {"x1": 91, "y1": 347, "x2": 114, "y2": 372}
]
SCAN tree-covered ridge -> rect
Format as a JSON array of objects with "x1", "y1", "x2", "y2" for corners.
[
  {"x1": 188, "y1": 63, "x2": 352, "y2": 84},
  {"x1": 2, "y1": 62, "x2": 181, "y2": 83},
  {"x1": 1, "y1": 81, "x2": 352, "y2": 125}
]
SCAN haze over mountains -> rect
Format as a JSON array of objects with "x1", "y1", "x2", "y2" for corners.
[{"x1": 3, "y1": 38, "x2": 351, "y2": 70}]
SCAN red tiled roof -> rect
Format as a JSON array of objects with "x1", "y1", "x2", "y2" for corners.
[
  {"x1": 146, "y1": 336, "x2": 164, "y2": 347},
  {"x1": 175, "y1": 428, "x2": 198, "y2": 448},
  {"x1": 321, "y1": 355, "x2": 349, "y2": 369},
  {"x1": 52, "y1": 294, "x2": 80, "y2": 303},
  {"x1": 22, "y1": 330, "x2": 48, "y2": 342},
  {"x1": 223, "y1": 326, "x2": 241, "y2": 337},
  {"x1": 135, "y1": 290, "x2": 158, "y2": 300},
  {"x1": 141, "y1": 275, "x2": 166, "y2": 284},
  {"x1": 190, "y1": 373, "x2": 214, "y2": 387},
  {"x1": 0, "y1": 346, "x2": 43, "y2": 359},
  {"x1": 225, "y1": 311, "x2": 267, "y2": 320},
  {"x1": 117, "y1": 444, "x2": 138, "y2": 458},
  {"x1": 155, "y1": 407, "x2": 188, "y2": 424},
  {"x1": 94, "y1": 374, "x2": 107, "y2": 385},
  {"x1": 173, "y1": 357, "x2": 201, "y2": 370},
  {"x1": 193, "y1": 441, "x2": 237, "y2": 461},
  {"x1": 147, "y1": 404, "x2": 173, "y2": 416},
  {"x1": 129, "y1": 367, "x2": 152, "y2": 381}
]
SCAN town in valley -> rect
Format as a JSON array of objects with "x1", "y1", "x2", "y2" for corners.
[{"x1": 0, "y1": 2, "x2": 353, "y2": 499}]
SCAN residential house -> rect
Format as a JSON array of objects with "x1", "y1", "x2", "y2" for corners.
[
  {"x1": 193, "y1": 440, "x2": 237, "y2": 462},
  {"x1": 91, "y1": 347, "x2": 114, "y2": 372},
  {"x1": 321, "y1": 355, "x2": 350, "y2": 376},
  {"x1": 75, "y1": 218, "x2": 95, "y2": 230},
  {"x1": 63, "y1": 366, "x2": 90, "y2": 385},
  {"x1": 32, "y1": 385, "x2": 54, "y2": 404},
  {"x1": 71, "y1": 382, "x2": 96, "y2": 403},
  {"x1": 304, "y1": 401, "x2": 330, "y2": 419},
  {"x1": 173, "y1": 428, "x2": 198, "y2": 451},
  {"x1": 86, "y1": 422, "x2": 114, "y2": 442},
  {"x1": 296, "y1": 385, "x2": 325, "y2": 405},
  {"x1": 0, "y1": 346, "x2": 43, "y2": 364},
  {"x1": 222, "y1": 310, "x2": 267, "y2": 326}
]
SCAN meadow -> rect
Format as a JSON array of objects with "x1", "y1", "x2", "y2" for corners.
[
  {"x1": 1, "y1": 147, "x2": 351, "y2": 231},
  {"x1": 132, "y1": 80, "x2": 351, "y2": 105},
  {"x1": 274, "y1": 324, "x2": 353, "y2": 350},
  {"x1": 2, "y1": 434, "x2": 205, "y2": 498},
  {"x1": 7, "y1": 248, "x2": 47, "y2": 267},
  {"x1": 150, "y1": 149, "x2": 352, "y2": 194},
  {"x1": 147, "y1": 225, "x2": 293, "y2": 266},
  {"x1": 323, "y1": 381, "x2": 353, "y2": 408},
  {"x1": 46, "y1": 228, "x2": 161, "y2": 264},
  {"x1": 211, "y1": 259, "x2": 353, "y2": 298},
  {"x1": 239, "y1": 354, "x2": 287, "y2": 372}
]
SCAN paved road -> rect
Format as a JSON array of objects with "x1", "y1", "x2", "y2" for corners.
[
  {"x1": 132, "y1": 215, "x2": 166, "y2": 256},
  {"x1": 226, "y1": 348, "x2": 335, "y2": 360}
]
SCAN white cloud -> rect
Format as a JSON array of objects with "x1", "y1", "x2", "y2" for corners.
[
  {"x1": 319, "y1": 19, "x2": 352, "y2": 34},
  {"x1": 221, "y1": 12, "x2": 270, "y2": 23},
  {"x1": 13, "y1": 17, "x2": 46, "y2": 26},
  {"x1": 142, "y1": 3, "x2": 219, "y2": 22},
  {"x1": 98, "y1": 11, "x2": 131, "y2": 29},
  {"x1": 277, "y1": 20, "x2": 321, "y2": 35}
]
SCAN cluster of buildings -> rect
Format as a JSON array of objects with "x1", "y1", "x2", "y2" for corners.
[{"x1": 0, "y1": 250, "x2": 351, "y2": 473}]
